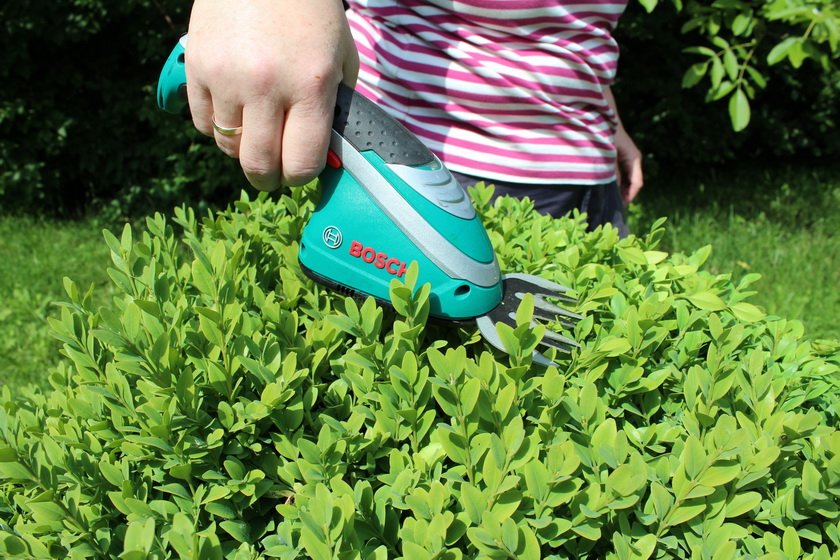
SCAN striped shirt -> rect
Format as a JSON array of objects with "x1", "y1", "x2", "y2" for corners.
[{"x1": 345, "y1": 0, "x2": 628, "y2": 185}]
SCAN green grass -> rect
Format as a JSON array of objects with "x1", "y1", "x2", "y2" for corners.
[
  {"x1": 1, "y1": 162, "x2": 837, "y2": 390},
  {"x1": 630, "y1": 161, "x2": 840, "y2": 341},
  {"x1": 0, "y1": 216, "x2": 112, "y2": 390}
]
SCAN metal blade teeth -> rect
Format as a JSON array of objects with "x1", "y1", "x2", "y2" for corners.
[
  {"x1": 474, "y1": 272, "x2": 583, "y2": 366},
  {"x1": 506, "y1": 312, "x2": 578, "y2": 351},
  {"x1": 537, "y1": 323, "x2": 578, "y2": 349},
  {"x1": 524, "y1": 294, "x2": 582, "y2": 329}
]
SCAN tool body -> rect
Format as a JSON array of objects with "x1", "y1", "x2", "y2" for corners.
[{"x1": 158, "y1": 37, "x2": 580, "y2": 360}]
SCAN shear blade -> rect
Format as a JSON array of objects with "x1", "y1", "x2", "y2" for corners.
[{"x1": 475, "y1": 273, "x2": 581, "y2": 365}]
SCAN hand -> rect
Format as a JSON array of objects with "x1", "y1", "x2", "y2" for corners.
[
  {"x1": 186, "y1": 0, "x2": 359, "y2": 190},
  {"x1": 614, "y1": 125, "x2": 644, "y2": 204}
]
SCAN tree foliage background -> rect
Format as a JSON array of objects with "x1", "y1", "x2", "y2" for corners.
[{"x1": 0, "y1": 0, "x2": 837, "y2": 217}]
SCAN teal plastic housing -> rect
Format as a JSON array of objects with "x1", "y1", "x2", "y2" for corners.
[
  {"x1": 157, "y1": 39, "x2": 187, "y2": 113},
  {"x1": 299, "y1": 151, "x2": 502, "y2": 320}
]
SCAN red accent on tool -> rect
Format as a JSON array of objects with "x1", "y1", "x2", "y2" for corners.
[{"x1": 326, "y1": 149, "x2": 342, "y2": 168}]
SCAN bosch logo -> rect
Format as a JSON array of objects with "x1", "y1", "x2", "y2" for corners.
[
  {"x1": 349, "y1": 241, "x2": 408, "y2": 277},
  {"x1": 322, "y1": 226, "x2": 343, "y2": 249}
]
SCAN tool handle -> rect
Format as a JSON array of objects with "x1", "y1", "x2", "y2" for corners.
[{"x1": 333, "y1": 84, "x2": 433, "y2": 167}]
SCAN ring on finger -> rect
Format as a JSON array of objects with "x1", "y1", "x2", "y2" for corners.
[{"x1": 212, "y1": 114, "x2": 243, "y2": 136}]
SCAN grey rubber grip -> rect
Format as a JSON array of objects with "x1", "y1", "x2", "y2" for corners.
[{"x1": 333, "y1": 84, "x2": 434, "y2": 167}]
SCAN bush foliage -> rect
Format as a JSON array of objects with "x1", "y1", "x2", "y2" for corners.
[
  {"x1": 1, "y1": 186, "x2": 838, "y2": 559},
  {"x1": 636, "y1": 0, "x2": 840, "y2": 132},
  {"x1": 615, "y1": 1, "x2": 840, "y2": 168}
]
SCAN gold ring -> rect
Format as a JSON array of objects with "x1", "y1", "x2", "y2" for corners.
[{"x1": 212, "y1": 115, "x2": 243, "y2": 136}]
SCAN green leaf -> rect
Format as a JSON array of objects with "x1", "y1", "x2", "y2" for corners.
[
  {"x1": 495, "y1": 382, "x2": 517, "y2": 419},
  {"x1": 730, "y1": 302, "x2": 765, "y2": 322},
  {"x1": 435, "y1": 426, "x2": 469, "y2": 466},
  {"x1": 523, "y1": 461, "x2": 550, "y2": 502},
  {"x1": 728, "y1": 89, "x2": 751, "y2": 132},
  {"x1": 572, "y1": 519, "x2": 601, "y2": 541},
  {"x1": 681, "y1": 436, "x2": 706, "y2": 479},
  {"x1": 300, "y1": 521, "x2": 331, "y2": 560},
  {"x1": 686, "y1": 290, "x2": 726, "y2": 311},
  {"x1": 767, "y1": 37, "x2": 799, "y2": 65},
  {"x1": 708, "y1": 80, "x2": 736, "y2": 102},
  {"x1": 459, "y1": 377, "x2": 481, "y2": 416},
  {"x1": 99, "y1": 459, "x2": 124, "y2": 487},
  {"x1": 122, "y1": 517, "x2": 155, "y2": 556},
  {"x1": 205, "y1": 501, "x2": 237, "y2": 520},
  {"x1": 745, "y1": 65, "x2": 767, "y2": 89},
  {"x1": 518, "y1": 524, "x2": 542, "y2": 560},
  {"x1": 460, "y1": 483, "x2": 486, "y2": 525},
  {"x1": 598, "y1": 337, "x2": 632, "y2": 357},
  {"x1": 515, "y1": 292, "x2": 535, "y2": 326},
  {"x1": 220, "y1": 520, "x2": 250, "y2": 543},
  {"x1": 783, "y1": 526, "x2": 802, "y2": 558},
  {"x1": 710, "y1": 55, "x2": 725, "y2": 88},
  {"x1": 496, "y1": 323, "x2": 520, "y2": 356},
  {"x1": 682, "y1": 62, "x2": 708, "y2": 88},
  {"x1": 120, "y1": 223, "x2": 133, "y2": 253},
  {"x1": 28, "y1": 500, "x2": 65, "y2": 526},
  {"x1": 638, "y1": 0, "x2": 658, "y2": 13},
  {"x1": 619, "y1": 246, "x2": 648, "y2": 266},
  {"x1": 722, "y1": 49, "x2": 739, "y2": 81},
  {"x1": 732, "y1": 13, "x2": 752, "y2": 36},
  {"x1": 169, "y1": 463, "x2": 192, "y2": 482},
  {"x1": 501, "y1": 518, "x2": 519, "y2": 554},
  {"x1": 801, "y1": 461, "x2": 823, "y2": 500},
  {"x1": 698, "y1": 463, "x2": 741, "y2": 487},
  {"x1": 712, "y1": 540, "x2": 737, "y2": 560},
  {"x1": 635, "y1": 534, "x2": 658, "y2": 559},
  {"x1": 668, "y1": 501, "x2": 706, "y2": 526},
  {"x1": 402, "y1": 542, "x2": 431, "y2": 558},
  {"x1": 579, "y1": 382, "x2": 598, "y2": 422},
  {"x1": 0, "y1": 460, "x2": 31, "y2": 480},
  {"x1": 607, "y1": 463, "x2": 646, "y2": 497},
  {"x1": 1, "y1": 534, "x2": 28, "y2": 557},
  {"x1": 649, "y1": 483, "x2": 674, "y2": 521},
  {"x1": 167, "y1": 513, "x2": 195, "y2": 558},
  {"x1": 725, "y1": 491, "x2": 762, "y2": 517}
]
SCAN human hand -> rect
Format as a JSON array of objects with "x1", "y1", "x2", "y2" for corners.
[
  {"x1": 615, "y1": 125, "x2": 643, "y2": 204},
  {"x1": 186, "y1": 0, "x2": 359, "y2": 190}
]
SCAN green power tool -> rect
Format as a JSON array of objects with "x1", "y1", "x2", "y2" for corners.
[{"x1": 157, "y1": 36, "x2": 580, "y2": 363}]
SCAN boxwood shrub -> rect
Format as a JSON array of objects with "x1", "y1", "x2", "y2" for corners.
[{"x1": 1, "y1": 185, "x2": 838, "y2": 559}]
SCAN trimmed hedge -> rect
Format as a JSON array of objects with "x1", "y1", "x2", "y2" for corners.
[{"x1": 1, "y1": 186, "x2": 838, "y2": 559}]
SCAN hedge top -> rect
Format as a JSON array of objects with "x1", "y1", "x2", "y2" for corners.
[{"x1": 1, "y1": 185, "x2": 838, "y2": 559}]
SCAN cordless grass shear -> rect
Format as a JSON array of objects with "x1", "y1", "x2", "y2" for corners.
[{"x1": 157, "y1": 36, "x2": 581, "y2": 363}]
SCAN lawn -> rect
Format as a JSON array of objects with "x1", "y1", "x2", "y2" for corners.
[
  {"x1": 0, "y1": 216, "x2": 112, "y2": 391},
  {"x1": 1, "y1": 161, "x2": 837, "y2": 391},
  {"x1": 629, "y1": 161, "x2": 839, "y2": 342}
]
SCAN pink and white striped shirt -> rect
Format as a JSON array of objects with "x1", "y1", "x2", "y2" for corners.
[{"x1": 346, "y1": 0, "x2": 628, "y2": 185}]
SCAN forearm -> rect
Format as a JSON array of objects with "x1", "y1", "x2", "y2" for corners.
[
  {"x1": 605, "y1": 86, "x2": 628, "y2": 135},
  {"x1": 604, "y1": 86, "x2": 644, "y2": 203}
]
